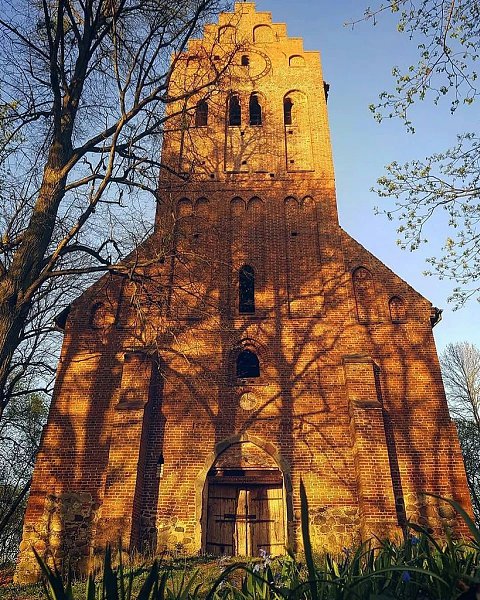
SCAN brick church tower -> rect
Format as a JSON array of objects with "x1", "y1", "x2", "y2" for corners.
[{"x1": 17, "y1": 2, "x2": 472, "y2": 582}]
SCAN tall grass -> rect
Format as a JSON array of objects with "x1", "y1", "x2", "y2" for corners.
[{"x1": 12, "y1": 493, "x2": 480, "y2": 599}]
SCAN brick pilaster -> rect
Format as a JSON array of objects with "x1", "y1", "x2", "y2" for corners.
[
  {"x1": 344, "y1": 355, "x2": 400, "y2": 540},
  {"x1": 95, "y1": 352, "x2": 157, "y2": 551}
]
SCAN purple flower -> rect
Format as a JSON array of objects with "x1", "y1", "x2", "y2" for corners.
[
  {"x1": 401, "y1": 571, "x2": 411, "y2": 583},
  {"x1": 410, "y1": 536, "x2": 420, "y2": 546}
]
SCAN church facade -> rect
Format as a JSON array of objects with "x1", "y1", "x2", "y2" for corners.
[{"x1": 17, "y1": 2, "x2": 471, "y2": 582}]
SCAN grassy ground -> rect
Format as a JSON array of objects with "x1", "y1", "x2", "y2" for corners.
[
  {"x1": 0, "y1": 543, "x2": 479, "y2": 600},
  {"x1": 0, "y1": 555, "x2": 242, "y2": 600}
]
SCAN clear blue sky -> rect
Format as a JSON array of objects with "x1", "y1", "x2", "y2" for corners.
[{"x1": 253, "y1": 0, "x2": 479, "y2": 354}]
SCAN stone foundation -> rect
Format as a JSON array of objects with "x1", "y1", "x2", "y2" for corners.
[
  {"x1": 16, "y1": 492, "x2": 97, "y2": 583},
  {"x1": 404, "y1": 492, "x2": 462, "y2": 536},
  {"x1": 309, "y1": 506, "x2": 361, "y2": 552}
]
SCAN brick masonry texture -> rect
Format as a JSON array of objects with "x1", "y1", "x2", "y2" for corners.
[{"x1": 16, "y1": 2, "x2": 473, "y2": 583}]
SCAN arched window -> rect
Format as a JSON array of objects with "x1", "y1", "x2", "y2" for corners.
[
  {"x1": 236, "y1": 349, "x2": 260, "y2": 378},
  {"x1": 239, "y1": 265, "x2": 255, "y2": 313},
  {"x1": 284, "y1": 97, "x2": 293, "y2": 125},
  {"x1": 195, "y1": 100, "x2": 208, "y2": 127},
  {"x1": 229, "y1": 94, "x2": 241, "y2": 126},
  {"x1": 249, "y1": 94, "x2": 262, "y2": 126},
  {"x1": 241, "y1": 55, "x2": 249, "y2": 66}
]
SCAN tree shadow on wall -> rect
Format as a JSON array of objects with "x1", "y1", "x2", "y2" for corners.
[{"x1": 26, "y1": 166, "x2": 471, "y2": 576}]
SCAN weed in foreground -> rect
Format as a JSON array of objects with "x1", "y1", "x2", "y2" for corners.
[{"x1": 1, "y1": 492, "x2": 479, "y2": 599}]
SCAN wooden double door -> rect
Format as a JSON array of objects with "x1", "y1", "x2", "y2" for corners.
[{"x1": 206, "y1": 482, "x2": 285, "y2": 556}]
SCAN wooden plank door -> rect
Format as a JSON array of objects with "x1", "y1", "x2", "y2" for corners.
[
  {"x1": 206, "y1": 482, "x2": 285, "y2": 556},
  {"x1": 249, "y1": 485, "x2": 285, "y2": 555},
  {"x1": 205, "y1": 484, "x2": 238, "y2": 555},
  {"x1": 234, "y1": 488, "x2": 249, "y2": 555}
]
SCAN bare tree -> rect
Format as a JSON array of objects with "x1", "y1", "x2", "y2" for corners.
[
  {"x1": 0, "y1": 391, "x2": 48, "y2": 564},
  {"x1": 0, "y1": 0, "x2": 241, "y2": 425},
  {"x1": 440, "y1": 341, "x2": 480, "y2": 522},
  {"x1": 0, "y1": 0, "x2": 245, "y2": 550}
]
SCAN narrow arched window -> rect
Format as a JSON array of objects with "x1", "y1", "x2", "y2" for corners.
[
  {"x1": 236, "y1": 350, "x2": 260, "y2": 378},
  {"x1": 239, "y1": 265, "x2": 255, "y2": 313},
  {"x1": 195, "y1": 100, "x2": 208, "y2": 127},
  {"x1": 241, "y1": 55, "x2": 249, "y2": 66},
  {"x1": 249, "y1": 94, "x2": 262, "y2": 125},
  {"x1": 284, "y1": 97, "x2": 293, "y2": 125},
  {"x1": 229, "y1": 94, "x2": 241, "y2": 126}
]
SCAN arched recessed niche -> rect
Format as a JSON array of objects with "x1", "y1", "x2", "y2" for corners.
[
  {"x1": 289, "y1": 55, "x2": 305, "y2": 67},
  {"x1": 176, "y1": 198, "x2": 193, "y2": 217},
  {"x1": 218, "y1": 24, "x2": 235, "y2": 43},
  {"x1": 389, "y1": 296, "x2": 407, "y2": 322},
  {"x1": 353, "y1": 267, "x2": 378, "y2": 323},
  {"x1": 253, "y1": 24, "x2": 273, "y2": 43},
  {"x1": 247, "y1": 196, "x2": 264, "y2": 212},
  {"x1": 195, "y1": 197, "x2": 209, "y2": 218},
  {"x1": 230, "y1": 196, "x2": 246, "y2": 216}
]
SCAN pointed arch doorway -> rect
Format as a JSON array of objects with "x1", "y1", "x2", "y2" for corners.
[{"x1": 204, "y1": 442, "x2": 286, "y2": 556}]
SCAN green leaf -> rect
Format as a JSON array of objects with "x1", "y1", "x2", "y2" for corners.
[
  {"x1": 300, "y1": 479, "x2": 319, "y2": 600},
  {"x1": 158, "y1": 571, "x2": 168, "y2": 600},
  {"x1": 137, "y1": 560, "x2": 159, "y2": 600},
  {"x1": 86, "y1": 573, "x2": 96, "y2": 600},
  {"x1": 32, "y1": 546, "x2": 68, "y2": 600},
  {"x1": 103, "y1": 544, "x2": 120, "y2": 600},
  {"x1": 205, "y1": 563, "x2": 247, "y2": 600}
]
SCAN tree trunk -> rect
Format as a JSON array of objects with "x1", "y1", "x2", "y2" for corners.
[
  {"x1": 0, "y1": 138, "x2": 71, "y2": 416},
  {"x1": 0, "y1": 478, "x2": 32, "y2": 538}
]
